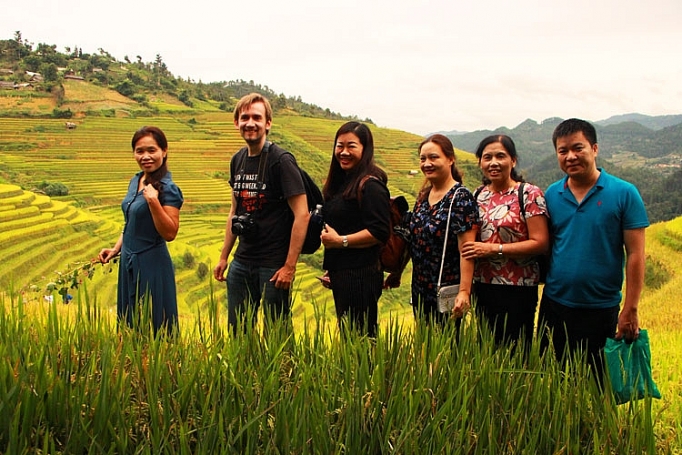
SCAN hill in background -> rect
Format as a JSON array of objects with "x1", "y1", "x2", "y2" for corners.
[
  {"x1": 596, "y1": 113, "x2": 682, "y2": 130},
  {"x1": 0, "y1": 32, "x2": 372, "y2": 123},
  {"x1": 442, "y1": 116, "x2": 682, "y2": 223},
  {"x1": 1, "y1": 30, "x2": 681, "y2": 228}
]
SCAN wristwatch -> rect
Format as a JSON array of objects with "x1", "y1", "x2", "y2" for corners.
[{"x1": 342, "y1": 235, "x2": 349, "y2": 248}]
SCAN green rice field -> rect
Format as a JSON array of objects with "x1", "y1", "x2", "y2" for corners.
[{"x1": 0, "y1": 107, "x2": 680, "y2": 453}]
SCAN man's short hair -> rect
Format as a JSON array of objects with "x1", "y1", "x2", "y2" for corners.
[
  {"x1": 233, "y1": 93, "x2": 273, "y2": 123},
  {"x1": 552, "y1": 118, "x2": 598, "y2": 148}
]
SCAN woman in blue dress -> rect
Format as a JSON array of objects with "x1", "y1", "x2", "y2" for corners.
[{"x1": 98, "y1": 126, "x2": 183, "y2": 335}]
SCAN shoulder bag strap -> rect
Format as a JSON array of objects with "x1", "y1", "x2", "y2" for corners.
[
  {"x1": 437, "y1": 186, "x2": 462, "y2": 288},
  {"x1": 358, "y1": 174, "x2": 381, "y2": 206}
]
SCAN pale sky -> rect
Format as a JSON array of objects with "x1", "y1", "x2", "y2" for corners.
[{"x1": 3, "y1": 0, "x2": 681, "y2": 135}]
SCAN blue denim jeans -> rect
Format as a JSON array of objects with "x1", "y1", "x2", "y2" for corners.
[{"x1": 226, "y1": 259, "x2": 291, "y2": 334}]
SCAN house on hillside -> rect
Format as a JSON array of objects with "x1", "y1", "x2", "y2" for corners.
[
  {"x1": 25, "y1": 71, "x2": 43, "y2": 82},
  {"x1": 0, "y1": 81, "x2": 17, "y2": 90},
  {"x1": 64, "y1": 74, "x2": 84, "y2": 81},
  {"x1": 0, "y1": 69, "x2": 13, "y2": 75}
]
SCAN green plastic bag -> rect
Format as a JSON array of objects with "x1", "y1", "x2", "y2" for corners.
[{"x1": 605, "y1": 329, "x2": 662, "y2": 405}]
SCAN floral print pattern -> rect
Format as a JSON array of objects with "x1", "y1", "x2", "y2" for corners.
[
  {"x1": 475, "y1": 182, "x2": 547, "y2": 285},
  {"x1": 409, "y1": 184, "x2": 479, "y2": 309}
]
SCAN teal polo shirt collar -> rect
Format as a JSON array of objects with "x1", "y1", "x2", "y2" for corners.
[{"x1": 557, "y1": 168, "x2": 607, "y2": 206}]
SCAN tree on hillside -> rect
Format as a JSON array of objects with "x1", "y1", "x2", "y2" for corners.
[
  {"x1": 12, "y1": 31, "x2": 30, "y2": 59},
  {"x1": 153, "y1": 54, "x2": 169, "y2": 88},
  {"x1": 1, "y1": 31, "x2": 31, "y2": 63},
  {"x1": 178, "y1": 90, "x2": 193, "y2": 107},
  {"x1": 88, "y1": 53, "x2": 112, "y2": 71},
  {"x1": 23, "y1": 54, "x2": 41, "y2": 72},
  {"x1": 36, "y1": 43, "x2": 66, "y2": 66},
  {"x1": 272, "y1": 94, "x2": 287, "y2": 110},
  {"x1": 126, "y1": 71, "x2": 146, "y2": 86},
  {"x1": 115, "y1": 79, "x2": 137, "y2": 98},
  {"x1": 39, "y1": 62, "x2": 59, "y2": 83}
]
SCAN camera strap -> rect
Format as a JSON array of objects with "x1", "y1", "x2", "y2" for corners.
[{"x1": 235, "y1": 142, "x2": 271, "y2": 212}]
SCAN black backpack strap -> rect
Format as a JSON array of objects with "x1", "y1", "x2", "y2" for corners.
[
  {"x1": 473, "y1": 185, "x2": 484, "y2": 201},
  {"x1": 518, "y1": 182, "x2": 526, "y2": 220},
  {"x1": 264, "y1": 142, "x2": 295, "y2": 181},
  {"x1": 261, "y1": 141, "x2": 287, "y2": 198},
  {"x1": 264, "y1": 141, "x2": 285, "y2": 160}
]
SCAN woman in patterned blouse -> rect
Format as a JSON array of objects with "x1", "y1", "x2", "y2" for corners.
[
  {"x1": 407, "y1": 134, "x2": 479, "y2": 328},
  {"x1": 461, "y1": 135, "x2": 549, "y2": 351}
]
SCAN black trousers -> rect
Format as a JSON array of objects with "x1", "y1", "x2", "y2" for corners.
[
  {"x1": 328, "y1": 264, "x2": 383, "y2": 338},
  {"x1": 538, "y1": 294, "x2": 618, "y2": 381},
  {"x1": 474, "y1": 282, "x2": 538, "y2": 351}
]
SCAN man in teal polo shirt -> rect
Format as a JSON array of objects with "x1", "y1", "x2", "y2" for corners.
[{"x1": 539, "y1": 118, "x2": 649, "y2": 379}]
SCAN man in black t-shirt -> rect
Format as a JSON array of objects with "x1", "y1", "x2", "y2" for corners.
[{"x1": 213, "y1": 93, "x2": 309, "y2": 334}]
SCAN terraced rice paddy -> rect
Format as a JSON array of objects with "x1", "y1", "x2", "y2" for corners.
[
  {"x1": 0, "y1": 113, "x2": 441, "y2": 326},
  {"x1": 0, "y1": 102, "x2": 680, "y2": 452}
]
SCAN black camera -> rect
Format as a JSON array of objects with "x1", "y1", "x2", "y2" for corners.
[{"x1": 231, "y1": 213, "x2": 257, "y2": 236}]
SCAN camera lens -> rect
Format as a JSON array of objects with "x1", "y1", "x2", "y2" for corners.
[
  {"x1": 231, "y1": 215, "x2": 243, "y2": 235},
  {"x1": 231, "y1": 213, "x2": 255, "y2": 236}
]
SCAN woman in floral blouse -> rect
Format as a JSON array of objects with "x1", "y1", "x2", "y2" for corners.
[
  {"x1": 461, "y1": 135, "x2": 549, "y2": 350},
  {"x1": 407, "y1": 134, "x2": 478, "y2": 328}
]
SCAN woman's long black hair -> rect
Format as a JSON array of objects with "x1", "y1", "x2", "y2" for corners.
[{"x1": 322, "y1": 121, "x2": 387, "y2": 200}]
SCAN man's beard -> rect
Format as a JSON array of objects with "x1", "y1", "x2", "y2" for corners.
[{"x1": 242, "y1": 130, "x2": 264, "y2": 146}]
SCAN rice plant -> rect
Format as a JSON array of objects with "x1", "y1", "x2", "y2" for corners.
[{"x1": 0, "y1": 287, "x2": 667, "y2": 454}]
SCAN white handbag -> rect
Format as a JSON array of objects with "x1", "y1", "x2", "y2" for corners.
[
  {"x1": 436, "y1": 187, "x2": 462, "y2": 313},
  {"x1": 437, "y1": 284, "x2": 460, "y2": 313}
]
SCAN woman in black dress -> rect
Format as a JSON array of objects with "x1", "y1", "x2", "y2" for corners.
[{"x1": 320, "y1": 122, "x2": 390, "y2": 337}]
